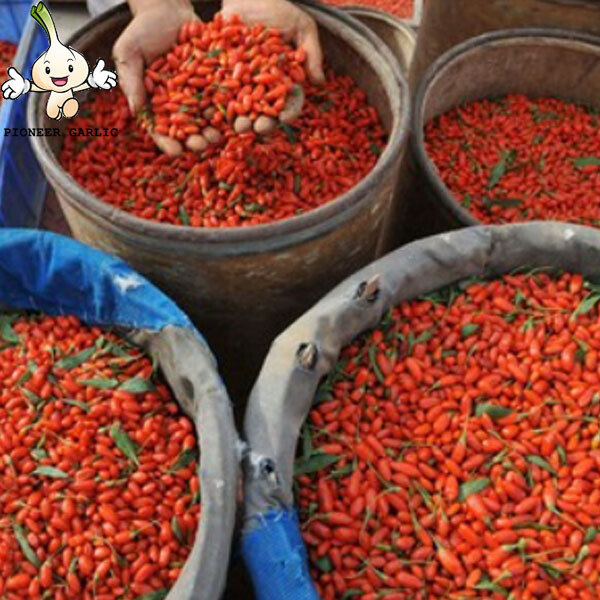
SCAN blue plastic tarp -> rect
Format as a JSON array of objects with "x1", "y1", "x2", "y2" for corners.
[
  {"x1": 242, "y1": 509, "x2": 319, "y2": 600},
  {"x1": 0, "y1": 1, "x2": 48, "y2": 227},
  {"x1": 0, "y1": 228, "x2": 193, "y2": 331}
]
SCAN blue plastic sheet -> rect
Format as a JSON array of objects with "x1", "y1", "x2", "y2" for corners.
[
  {"x1": 242, "y1": 509, "x2": 319, "y2": 600},
  {"x1": 0, "y1": 229, "x2": 193, "y2": 331},
  {"x1": 0, "y1": 1, "x2": 34, "y2": 46},
  {"x1": 0, "y1": 1, "x2": 48, "y2": 227}
]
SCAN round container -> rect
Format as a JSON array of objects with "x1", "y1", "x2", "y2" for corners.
[
  {"x1": 0, "y1": 229, "x2": 239, "y2": 600},
  {"x1": 242, "y1": 221, "x2": 600, "y2": 598},
  {"x1": 29, "y1": 1, "x2": 410, "y2": 404},
  {"x1": 409, "y1": 29, "x2": 600, "y2": 237},
  {"x1": 410, "y1": 0, "x2": 600, "y2": 87},
  {"x1": 342, "y1": 5, "x2": 417, "y2": 73}
]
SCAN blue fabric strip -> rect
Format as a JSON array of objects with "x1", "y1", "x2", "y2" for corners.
[
  {"x1": 0, "y1": 229, "x2": 193, "y2": 331},
  {"x1": 242, "y1": 510, "x2": 319, "y2": 600}
]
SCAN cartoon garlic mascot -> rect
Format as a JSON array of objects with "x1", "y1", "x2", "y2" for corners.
[{"x1": 1, "y1": 2, "x2": 117, "y2": 119}]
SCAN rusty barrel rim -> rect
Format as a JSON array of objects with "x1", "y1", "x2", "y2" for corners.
[
  {"x1": 28, "y1": 1, "x2": 410, "y2": 250},
  {"x1": 341, "y1": 4, "x2": 417, "y2": 29},
  {"x1": 340, "y1": 1, "x2": 423, "y2": 27},
  {"x1": 542, "y1": 0, "x2": 600, "y2": 7},
  {"x1": 411, "y1": 27, "x2": 600, "y2": 228},
  {"x1": 341, "y1": 5, "x2": 417, "y2": 73}
]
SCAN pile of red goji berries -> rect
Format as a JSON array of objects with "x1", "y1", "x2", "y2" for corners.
[
  {"x1": 0, "y1": 41, "x2": 17, "y2": 101},
  {"x1": 146, "y1": 15, "x2": 307, "y2": 141},
  {"x1": 322, "y1": 0, "x2": 414, "y2": 20},
  {"x1": 60, "y1": 77, "x2": 384, "y2": 227},
  {"x1": 425, "y1": 94, "x2": 600, "y2": 227},
  {"x1": 296, "y1": 271, "x2": 600, "y2": 599},
  {"x1": 60, "y1": 15, "x2": 385, "y2": 228},
  {"x1": 0, "y1": 313, "x2": 200, "y2": 599}
]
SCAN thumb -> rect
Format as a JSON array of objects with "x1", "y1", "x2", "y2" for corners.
[
  {"x1": 296, "y1": 20, "x2": 325, "y2": 84},
  {"x1": 7, "y1": 67, "x2": 21, "y2": 81},
  {"x1": 279, "y1": 85, "x2": 304, "y2": 124},
  {"x1": 94, "y1": 58, "x2": 106, "y2": 74},
  {"x1": 113, "y1": 36, "x2": 146, "y2": 115}
]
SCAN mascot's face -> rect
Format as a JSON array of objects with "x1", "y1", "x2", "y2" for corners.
[{"x1": 31, "y1": 44, "x2": 89, "y2": 92}]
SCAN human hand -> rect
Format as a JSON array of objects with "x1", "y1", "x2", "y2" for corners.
[
  {"x1": 222, "y1": 0, "x2": 324, "y2": 85},
  {"x1": 219, "y1": 0, "x2": 325, "y2": 138},
  {"x1": 1, "y1": 67, "x2": 31, "y2": 100},
  {"x1": 182, "y1": 84, "x2": 305, "y2": 154},
  {"x1": 115, "y1": 0, "x2": 323, "y2": 156},
  {"x1": 113, "y1": 0, "x2": 199, "y2": 155}
]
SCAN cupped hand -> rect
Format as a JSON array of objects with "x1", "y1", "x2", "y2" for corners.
[
  {"x1": 113, "y1": 0, "x2": 199, "y2": 155},
  {"x1": 222, "y1": 0, "x2": 324, "y2": 85},
  {"x1": 184, "y1": 84, "x2": 306, "y2": 154},
  {"x1": 114, "y1": 0, "x2": 324, "y2": 156},
  {"x1": 221, "y1": 0, "x2": 325, "y2": 137}
]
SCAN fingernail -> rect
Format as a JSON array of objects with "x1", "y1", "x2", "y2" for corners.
[
  {"x1": 233, "y1": 116, "x2": 252, "y2": 134},
  {"x1": 186, "y1": 134, "x2": 208, "y2": 152},
  {"x1": 202, "y1": 126, "x2": 222, "y2": 145},
  {"x1": 254, "y1": 115, "x2": 276, "y2": 135}
]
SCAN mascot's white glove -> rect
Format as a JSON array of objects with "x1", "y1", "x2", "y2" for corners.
[
  {"x1": 87, "y1": 59, "x2": 118, "y2": 90},
  {"x1": 1, "y1": 68, "x2": 32, "y2": 100}
]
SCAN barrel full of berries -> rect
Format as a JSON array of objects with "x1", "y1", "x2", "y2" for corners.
[
  {"x1": 407, "y1": 29, "x2": 600, "y2": 240},
  {"x1": 243, "y1": 222, "x2": 600, "y2": 599},
  {"x1": 0, "y1": 229, "x2": 238, "y2": 600},
  {"x1": 28, "y1": 1, "x2": 409, "y2": 404}
]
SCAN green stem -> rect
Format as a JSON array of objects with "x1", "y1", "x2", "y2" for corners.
[{"x1": 31, "y1": 2, "x2": 58, "y2": 43}]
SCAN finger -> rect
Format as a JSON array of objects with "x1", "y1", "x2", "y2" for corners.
[
  {"x1": 7, "y1": 67, "x2": 21, "y2": 82},
  {"x1": 186, "y1": 134, "x2": 208, "y2": 152},
  {"x1": 95, "y1": 58, "x2": 106, "y2": 74},
  {"x1": 254, "y1": 115, "x2": 277, "y2": 135},
  {"x1": 279, "y1": 86, "x2": 304, "y2": 124},
  {"x1": 151, "y1": 132, "x2": 183, "y2": 157},
  {"x1": 113, "y1": 35, "x2": 146, "y2": 115},
  {"x1": 233, "y1": 116, "x2": 252, "y2": 134},
  {"x1": 297, "y1": 20, "x2": 325, "y2": 84},
  {"x1": 202, "y1": 126, "x2": 222, "y2": 145}
]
